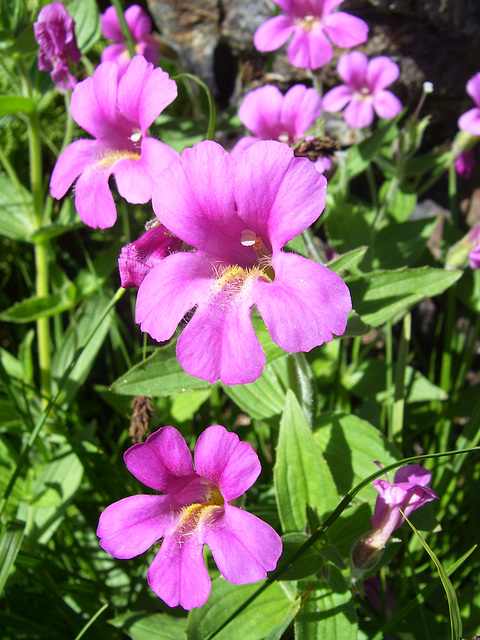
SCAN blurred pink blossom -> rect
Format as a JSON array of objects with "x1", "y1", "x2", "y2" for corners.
[
  {"x1": 454, "y1": 148, "x2": 475, "y2": 179},
  {"x1": 458, "y1": 72, "x2": 480, "y2": 136},
  {"x1": 254, "y1": 0, "x2": 368, "y2": 70},
  {"x1": 50, "y1": 56, "x2": 178, "y2": 229},
  {"x1": 97, "y1": 425, "x2": 282, "y2": 610},
  {"x1": 323, "y1": 52, "x2": 402, "y2": 128},
  {"x1": 34, "y1": 1, "x2": 81, "y2": 91},
  {"x1": 468, "y1": 225, "x2": 480, "y2": 269},
  {"x1": 101, "y1": 5, "x2": 161, "y2": 77}
]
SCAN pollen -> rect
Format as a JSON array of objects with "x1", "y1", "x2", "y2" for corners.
[{"x1": 96, "y1": 150, "x2": 141, "y2": 169}]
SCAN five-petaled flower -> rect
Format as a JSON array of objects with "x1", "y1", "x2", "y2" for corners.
[
  {"x1": 33, "y1": 1, "x2": 81, "y2": 91},
  {"x1": 133, "y1": 139, "x2": 351, "y2": 385},
  {"x1": 254, "y1": 0, "x2": 368, "y2": 70},
  {"x1": 101, "y1": 5, "x2": 162, "y2": 78},
  {"x1": 97, "y1": 425, "x2": 282, "y2": 610},
  {"x1": 323, "y1": 52, "x2": 403, "y2": 128},
  {"x1": 458, "y1": 72, "x2": 480, "y2": 136},
  {"x1": 50, "y1": 55, "x2": 178, "y2": 229},
  {"x1": 231, "y1": 84, "x2": 332, "y2": 172},
  {"x1": 352, "y1": 465, "x2": 437, "y2": 573}
]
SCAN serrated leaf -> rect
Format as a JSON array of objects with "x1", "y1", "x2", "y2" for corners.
[
  {"x1": 276, "y1": 391, "x2": 338, "y2": 532},
  {"x1": 346, "y1": 267, "x2": 462, "y2": 327},
  {"x1": 0, "y1": 293, "x2": 74, "y2": 323},
  {"x1": 295, "y1": 567, "x2": 357, "y2": 640},
  {"x1": 186, "y1": 578, "x2": 294, "y2": 640}
]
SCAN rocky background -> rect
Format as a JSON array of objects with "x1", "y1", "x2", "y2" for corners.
[{"x1": 146, "y1": 0, "x2": 480, "y2": 143}]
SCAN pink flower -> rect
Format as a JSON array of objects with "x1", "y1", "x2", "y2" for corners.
[
  {"x1": 119, "y1": 223, "x2": 184, "y2": 288},
  {"x1": 232, "y1": 84, "x2": 331, "y2": 172},
  {"x1": 134, "y1": 140, "x2": 352, "y2": 385},
  {"x1": 454, "y1": 148, "x2": 475, "y2": 179},
  {"x1": 101, "y1": 5, "x2": 161, "y2": 78},
  {"x1": 352, "y1": 465, "x2": 437, "y2": 573},
  {"x1": 468, "y1": 225, "x2": 480, "y2": 269},
  {"x1": 50, "y1": 56, "x2": 178, "y2": 229},
  {"x1": 323, "y1": 52, "x2": 403, "y2": 128},
  {"x1": 97, "y1": 425, "x2": 282, "y2": 610},
  {"x1": 33, "y1": 1, "x2": 81, "y2": 91},
  {"x1": 458, "y1": 72, "x2": 480, "y2": 136},
  {"x1": 254, "y1": 0, "x2": 368, "y2": 70}
]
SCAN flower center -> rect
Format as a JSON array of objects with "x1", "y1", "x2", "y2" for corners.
[
  {"x1": 96, "y1": 150, "x2": 141, "y2": 169},
  {"x1": 299, "y1": 14, "x2": 318, "y2": 32},
  {"x1": 176, "y1": 483, "x2": 224, "y2": 540},
  {"x1": 354, "y1": 87, "x2": 372, "y2": 102}
]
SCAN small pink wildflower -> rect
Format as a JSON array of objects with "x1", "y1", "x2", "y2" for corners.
[
  {"x1": 97, "y1": 425, "x2": 282, "y2": 610},
  {"x1": 33, "y1": 1, "x2": 81, "y2": 91},
  {"x1": 352, "y1": 465, "x2": 437, "y2": 573},
  {"x1": 454, "y1": 148, "x2": 475, "y2": 179},
  {"x1": 458, "y1": 72, "x2": 480, "y2": 136},
  {"x1": 101, "y1": 5, "x2": 161, "y2": 78},
  {"x1": 323, "y1": 52, "x2": 402, "y2": 128},
  {"x1": 468, "y1": 225, "x2": 480, "y2": 269},
  {"x1": 232, "y1": 84, "x2": 331, "y2": 172},
  {"x1": 254, "y1": 0, "x2": 368, "y2": 70},
  {"x1": 134, "y1": 139, "x2": 352, "y2": 385},
  {"x1": 50, "y1": 56, "x2": 178, "y2": 229}
]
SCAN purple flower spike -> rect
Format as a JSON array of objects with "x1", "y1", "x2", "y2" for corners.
[
  {"x1": 254, "y1": 0, "x2": 368, "y2": 70},
  {"x1": 101, "y1": 5, "x2": 162, "y2": 78},
  {"x1": 323, "y1": 52, "x2": 403, "y2": 128},
  {"x1": 50, "y1": 55, "x2": 179, "y2": 229},
  {"x1": 34, "y1": 1, "x2": 81, "y2": 91},
  {"x1": 97, "y1": 425, "x2": 282, "y2": 610},
  {"x1": 134, "y1": 139, "x2": 352, "y2": 385},
  {"x1": 352, "y1": 465, "x2": 437, "y2": 573},
  {"x1": 458, "y1": 73, "x2": 480, "y2": 136},
  {"x1": 119, "y1": 223, "x2": 184, "y2": 288}
]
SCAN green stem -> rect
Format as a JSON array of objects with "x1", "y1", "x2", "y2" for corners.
[
  {"x1": 173, "y1": 73, "x2": 216, "y2": 140},
  {"x1": 111, "y1": 0, "x2": 136, "y2": 59},
  {"x1": 59, "y1": 91, "x2": 74, "y2": 154},
  {"x1": 391, "y1": 312, "x2": 411, "y2": 447},
  {"x1": 385, "y1": 321, "x2": 393, "y2": 437}
]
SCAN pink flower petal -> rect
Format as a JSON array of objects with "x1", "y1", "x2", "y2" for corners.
[
  {"x1": 138, "y1": 66, "x2": 178, "y2": 132},
  {"x1": 124, "y1": 426, "x2": 196, "y2": 492},
  {"x1": 100, "y1": 6, "x2": 123, "y2": 41},
  {"x1": 97, "y1": 494, "x2": 174, "y2": 559},
  {"x1": 50, "y1": 139, "x2": 99, "y2": 199},
  {"x1": 230, "y1": 136, "x2": 260, "y2": 159},
  {"x1": 458, "y1": 108, "x2": 480, "y2": 136},
  {"x1": 253, "y1": 15, "x2": 295, "y2": 52},
  {"x1": 194, "y1": 426, "x2": 261, "y2": 500},
  {"x1": 284, "y1": 85, "x2": 323, "y2": 138},
  {"x1": 136, "y1": 251, "x2": 213, "y2": 343},
  {"x1": 125, "y1": 4, "x2": 152, "y2": 40},
  {"x1": 287, "y1": 25, "x2": 333, "y2": 69},
  {"x1": 337, "y1": 51, "x2": 368, "y2": 87},
  {"x1": 366, "y1": 56, "x2": 400, "y2": 92},
  {"x1": 205, "y1": 506, "x2": 282, "y2": 584},
  {"x1": 322, "y1": 85, "x2": 353, "y2": 112},
  {"x1": 394, "y1": 465, "x2": 431, "y2": 486},
  {"x1": 70, "y1": 64, "x2": 118, "y2": 139},
  {"x1": 238, "y1": 85, "x2": 284, "y2": 138},
  {"x1": 148, "y1": 532, "x2": 211, "y2": 610},
  {"x1": 373, "y1": 90, "x2": 402, "y2": 120},
  {"x1": 254, "y1": 252, "x2": 351, "y2": 353},
  {"x1": 74, "y1": 163, "x2": 117, "y2": 229},
  {"x1": 176, "y1": 278, "x2": 266, "y2": 385},
  {"x1": 323, "y1": 12, "x2": 369, "y2": 48},
  {"x1": 466, "y1": 72, "x2": 480, "y2": 107},
  {"x1": 344, "y1": 98, "x2": 374, "y2": 128}
]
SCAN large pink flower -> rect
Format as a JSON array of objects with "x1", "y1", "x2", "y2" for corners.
[
  {"x1": 50, "y1": 55, "x2": 178, "y2": 229},
  {"x1": 254, "y1": 0, "x2": 368, "y2": 70},
  {"x1": 458, "y1": 72, "x2": 480, "y2": 136},
  {"x1": 101, "y1": 5, "x2": 161, "y2": 78},
  {"x1": 33, "y1": 1, "x2": 81, "y2": 91},
  {"x1": 135, "y1": 139, "x2": 351, "y2": 385},
  {"x1": 231, "y1": 84, "x2": 332, "y2": 171},
  {"x1": 97, "y1": 425, "x2": 282, "y2": 610},
  {"x1": 323, "y1": 51, "x2": 402, "y2": 128}
]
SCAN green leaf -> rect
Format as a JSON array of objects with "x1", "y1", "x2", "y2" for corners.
[
  {"x1": 186, "y1": 578, "x2": 295, "y2": 640},
  {"x1": 346, "y1": 267, "x2": 462, "y2": 327},
  {"x1": 275, "y1": 391, "x2": 338, "y2": 532},
  {"x1": 279, "y1": 532, "x2": 323, "y2": 580},
  {"x1": 313, "y1": 412, "x2": 400, "y2": 500},
  {"x1": 0, "y1": 173, "x2": 34, "y2": 241},
  {"x1": 379, "y1": 180, "x2": 417, "y2": 222},
  {"x1": 68, "y1": 0, "x2": 100, "y2": 52},
  {"x1": 111, "y1": 342, "x2": 211, "y2": 397},
  {"x1": 0, "y1": 294, "x2": 74, "y2": 323},
  {"x1": 327, "y1": 247, "x2": 369, "y2": 276},
  {"x1": 402, "y1": 512, "x2": 462, "y2": 640},
  {"x1": 0, "y1": 519, "x2": 25, "y2": 595},
  {"x1": 109, "y1": 612, "x2": 186, "y2": 640},
  {"x1": 295, "y1": 567, "x2": 357, "y2": 640},
  {"x1": 170, "y1": 389, "x2": 212, "y2": 422},
  {"x1": 343, "y1": 360, "x2": 448, "y2": 404},
  {"x1": 0, "y1": 95, "x2": 35, "y2": 116},
  {"x1": 370, "y1": 216, "x2": 439, "y2": 269},
  {"x1": 346, "y1": 120, "x2": 398, "y2": 178}
]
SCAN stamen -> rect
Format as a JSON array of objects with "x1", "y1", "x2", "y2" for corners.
[{"x1": 129, "y1": 128, "x2": 142, "y2": 143}]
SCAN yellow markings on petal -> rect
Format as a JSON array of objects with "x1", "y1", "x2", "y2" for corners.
[
  {"x1": 300, "y1": 14, "x2": 318, "y2": 32},
  {"x1": 176, "y1": 484, "x2": 225, "y2": 541},
  {"x1": 95, "y1": 150, "x2": 141, "y2": 169}
]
